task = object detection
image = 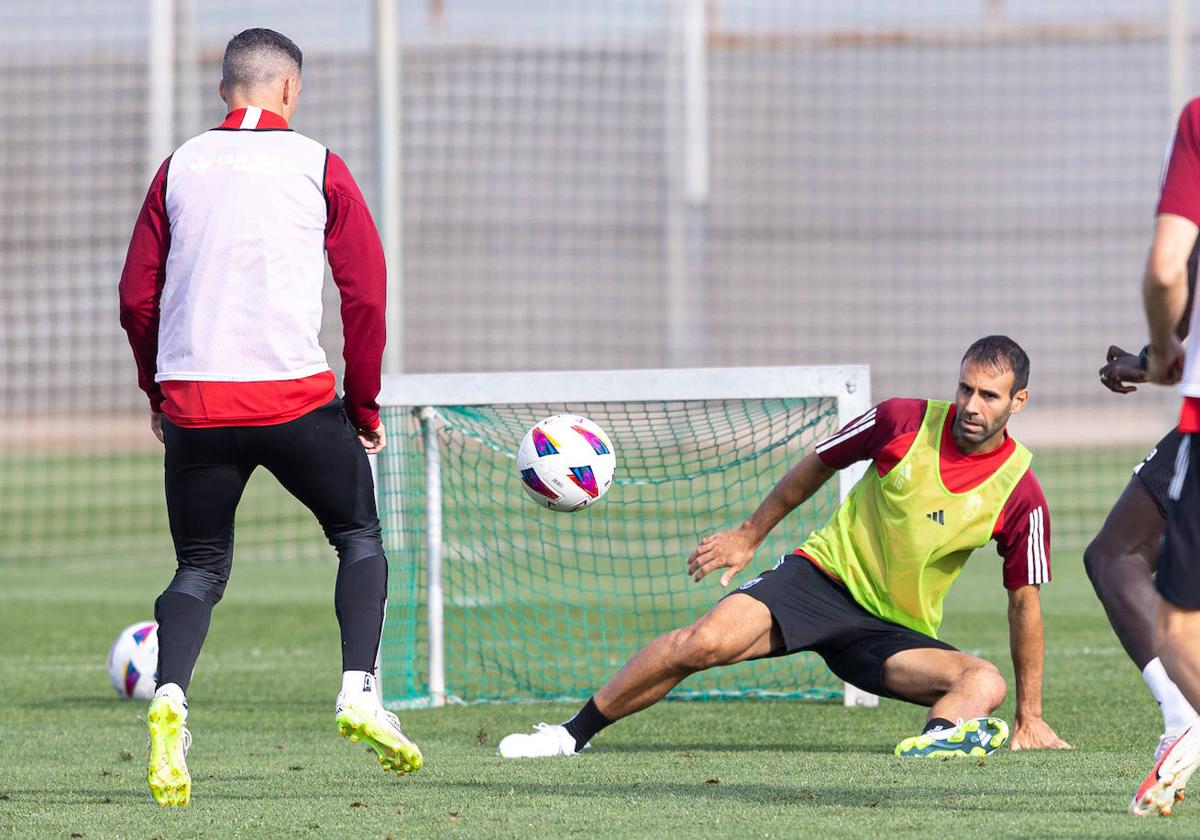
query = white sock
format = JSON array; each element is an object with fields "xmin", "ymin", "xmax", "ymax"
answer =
[
  {"xmin": 340, "ymin": 670, "xmax": 379, "ymax": 702},
  {"xmin": 154, "ymin": 683, "xmax": 187, "ymax": 713},
  {"xmin": 1143, "ymin": 657, "xmax": 1199, "ymax": 733}
]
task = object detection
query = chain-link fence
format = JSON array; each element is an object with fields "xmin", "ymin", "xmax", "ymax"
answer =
[{"xmin": 1, "ymin": 1, "xmax": 1190, "ymax": 566}]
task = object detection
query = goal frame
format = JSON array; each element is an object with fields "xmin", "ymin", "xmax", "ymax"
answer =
[{"xmin": 377, "ymin": 365, "xmax": 877, "ymax": 708}]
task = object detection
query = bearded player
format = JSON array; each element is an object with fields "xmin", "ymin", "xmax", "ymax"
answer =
[{"xmin": 499, "ymin": 336, "xmax": 1070, "ymax": 759}]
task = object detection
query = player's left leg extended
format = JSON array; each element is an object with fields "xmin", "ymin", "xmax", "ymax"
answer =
[
  {"xmin": 253, "ymin": 399, "xmax": 422, "ymax": 775},
  {"xmin": 882, "ymin": 648, "xmax": 1010, "ymax": 758},
  {"xmin": 498, "ymin": 592, "xmax": 781, "ymax": 757}
]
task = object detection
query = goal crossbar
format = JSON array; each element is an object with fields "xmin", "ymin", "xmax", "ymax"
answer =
[{"xmin": 379, "ymin": 365, "xmax": 869, "ymax": 407}]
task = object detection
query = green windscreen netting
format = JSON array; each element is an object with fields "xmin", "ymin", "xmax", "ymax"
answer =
[{"xmin": 378, "ymin": 396, "xmax": 844, "ymax": 706}]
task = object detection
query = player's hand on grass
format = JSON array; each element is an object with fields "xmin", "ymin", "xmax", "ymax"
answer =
[
  {"xmin": 1009, "ymin": 715, "xmax": 1071, "ymax": 751},
  {"xmin": 358, "ymin": 421, "xmax": 387, "ymax": 455},
  {"xmin": 1098, "ymin": 345, "xmax": 1148, "ymax": 393},
  {"xmin": 150, "ymin": 411, "xmax": 165, "ymax": 444},
  {"xmin": 1148, "ymin": 338, "xmax": 1187, "ymax": 386},
  {"xmin": 687, "ymin": 528, "xmax": 759, "ymax": 587}
]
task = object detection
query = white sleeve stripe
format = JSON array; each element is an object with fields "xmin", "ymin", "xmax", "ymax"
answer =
[
  {"xmin": 815, "ymin": 418, "xmax": 876, "ymax": 454},
  {"xmin": 818, "ymin": 407, "xmax": 877, "ymax": 447},
  {"xmin": 1042, "ymin": 508, "xmax": 1050, "ymax": 582},
  {"xmin": 816, "ymin": 417, "xmax": 876, "ymax": 454},
  {"xmin": 1026, "ymin": 513, "xmax": 1035, "ymax": 585},
  {"xmin": 1036, "ymin": 507, "xmax": 1045, "ymax": 584},
  {"xmin": 1025, "ymin": 506, "xmax": 1047, "ymax": 585},
  {"xmin": 1033, "ymin": 508, "xmax": 1040, "ymax": 585},
  {"xmin": 1169, "ymin": 435, "xmax": 1191, "ymax": 502},
  {"xmin": 815, "ymin": 409, "xmax": 878, "ymax": 454},
  {"xmin": 1032, "ymin": 506, "xmax": 1041, "ymax": 583},
  {"xmin": 1026, "ymin": 509, "xmax": 1037, "ymax": 585}
]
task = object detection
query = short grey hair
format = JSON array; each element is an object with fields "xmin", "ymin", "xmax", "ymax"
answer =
[{"xmin": 222, "ymin": 28, "xmax": 302, "ymax": 94}]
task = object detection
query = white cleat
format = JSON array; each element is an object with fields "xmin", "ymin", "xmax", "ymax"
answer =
[
  {"xmin": 1156, "ymin": 731, "xmax": 1183, "ymax": 763},
  {"xmin": 497, "ymin": 723, "xmax": 582, "ymax": 758},
  {"xmin": 1132, "ymin": 723, "xmax": 1200, "ymax": 816}
]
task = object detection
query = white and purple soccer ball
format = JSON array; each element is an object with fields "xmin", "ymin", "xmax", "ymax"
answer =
[
  {"xmin": 107, "ymin": 621, "xmax": 159, "ymax": 700},
  {"xmin": 517, "ymin": 415, "xmax": 616, "ymax": 512}
]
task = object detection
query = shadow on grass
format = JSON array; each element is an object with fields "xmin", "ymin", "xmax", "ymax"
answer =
[
  {"xmin": 35, "ymin": 695, "xmax": 327, "ymax": 712},
  {"xmin": 5, "ymin": 789, "xmax": 149, "ymax": 803},
  {"xmin": 429, "ymin": 777, "xmax": 1131, "ymax": 814},
  {"xmin": 600, "ymin": 740, "xmax": 887, "ymax": 754},
  {"xmin": 8, "ymin": 784, "xmax": 334, "ymax": 805},
  {"xmin": 37, "ymin": 696, "xmax": 141, "ymax": 710}
]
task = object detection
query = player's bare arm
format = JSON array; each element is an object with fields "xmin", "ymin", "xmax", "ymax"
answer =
[
  {"xmin": 687, "ymin": 451, "xmax": 836, "ymax": 586},
  {"xmin": 1102, "ymin": 243, "xmax": 1195, "ymax": 393},
  {"xmin": 1144, "ymin": 214, "xmax": 1198, "ymax": 384},
  {"xmin": 1007, "ymin": 584, "xmax": 1071, "ymax": 750}
]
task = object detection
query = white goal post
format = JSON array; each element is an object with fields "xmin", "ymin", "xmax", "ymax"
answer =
[{"xmin": 377, "ymin": 365, "xmax": 878, "ymax": 708}]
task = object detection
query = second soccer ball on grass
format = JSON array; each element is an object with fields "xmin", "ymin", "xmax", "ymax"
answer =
[
  {"xmin": 517, "ymin": 414, "xmax": 616, "ymax": 512},
  {"xmin": 107, "ymin": 620, "xmax": 159, "ymax": 700}
]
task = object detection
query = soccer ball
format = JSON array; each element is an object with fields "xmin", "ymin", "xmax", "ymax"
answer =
[
  {"xmin": 107, "ymin": 621, "xmax": 159, "ymax": 700},
  {"xmin": 517, "ymin": 414, "xmax": 616, "ymax": 512}
]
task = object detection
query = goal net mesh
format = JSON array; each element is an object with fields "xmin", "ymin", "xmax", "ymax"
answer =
[{"xmin": 378, "ymin": 394, "xmax": 844, "ymax": 705}]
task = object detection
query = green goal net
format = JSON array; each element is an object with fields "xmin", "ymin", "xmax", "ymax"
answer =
[{"xmin": 378, "ymin": 366, "xmax": 870, "ymax": 707}]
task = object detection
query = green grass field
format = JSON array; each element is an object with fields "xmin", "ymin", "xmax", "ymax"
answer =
[{"xmin": 3, "ymin": 443, "xmax": 1195, "ymax": 838}]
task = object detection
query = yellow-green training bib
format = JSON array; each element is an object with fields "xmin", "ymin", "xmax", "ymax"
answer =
[{"xmin": 798, "ymin": 400, "xmax": 1032, "ymax": 637}]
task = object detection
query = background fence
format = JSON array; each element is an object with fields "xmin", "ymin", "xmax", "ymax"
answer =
[{"xmin": 1, "ymin": 0, "xmax": 1190, "ymax": 568}]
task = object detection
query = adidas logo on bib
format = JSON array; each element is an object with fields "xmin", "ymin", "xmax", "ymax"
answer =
[{"xmin": 925, "ymin": 510, "xmax": 944, "ymax": 525}]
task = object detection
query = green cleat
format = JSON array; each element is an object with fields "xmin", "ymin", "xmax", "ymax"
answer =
[
  {"xmin": 894, "ymin": 716, "xmax": 1009, "ymax": 758},
  {"xmin": 335, "ymin": 696, "xmax": 424, "ymax": 775},
  {"xmin": 146, "ymin": 695, "xmax": 192, "ymax": 806}
]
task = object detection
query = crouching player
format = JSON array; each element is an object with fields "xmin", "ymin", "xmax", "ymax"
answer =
[{"xmin": 500, "ymin": 336, "xmax": 1070, "ymax": 759}]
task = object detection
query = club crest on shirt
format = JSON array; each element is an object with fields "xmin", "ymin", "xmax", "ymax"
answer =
[{"xmin": 962, "ymin": 492, "xmax": 983, "ymax": 521}]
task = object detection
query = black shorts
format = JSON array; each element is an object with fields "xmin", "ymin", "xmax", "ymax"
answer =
[
  {"xmin": 734, "ymin": 554, "xmax": 956, "ymax": 701},
  {"xmin": 1134, "ymin": 429, "xmax": 1185, "ymax": 518},
  {"xmin": 162, "ymin": 398, "xmax": 383, "ymax": 602},
  {"xmin": 1157, "ymin": 433, "xmax": 1200, "ymax": 608}
]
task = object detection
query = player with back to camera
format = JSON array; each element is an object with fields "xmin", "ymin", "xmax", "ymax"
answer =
[
  {"xmin": 118, "ymin": 28, "xmax": 421, "ymax": 807},
  {"xmin": 499, "ymin": 336, "xmax": 1071, "ymax": 760}
]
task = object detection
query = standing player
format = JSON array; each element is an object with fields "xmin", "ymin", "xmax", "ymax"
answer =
[
  {"xmin": 499, "ymin": 337, "xmax": 1070, "ymax": 760},
  {"xmin": 1132, "ymin": 95, "xmax": 1200, "ymax": 816},
  {"xmin": 1087, "ymin": 246, "xmax": 1197, "ymax": 769},
  {"xmin": 119, "ymin": 29, "xmax": 421, "ymax": 807}
]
